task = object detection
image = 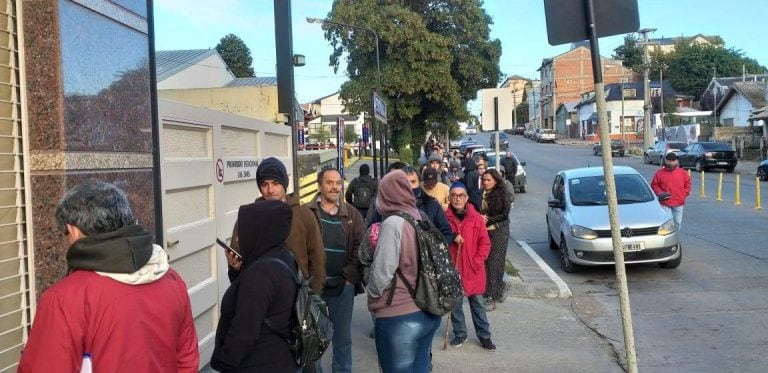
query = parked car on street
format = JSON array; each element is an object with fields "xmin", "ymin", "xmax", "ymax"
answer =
[
  {"xmin": 465, "ymin": 125, "xmax": 478, "ymax": 135},
  {"xmin": 534, "ymin": 128, "xmax": 556, "ymax": 143},
  {"xmin": 459, "ymin": 140, "xmax": 478, "ymax": 153},
  {"xmin": 484, "ymin": 151, "xmax": 527, "ymax": 193},
  {"xmin": 758, "ymin": 160, "xmax": 768, "ymax": 181},
  {"xmin": 545, "ymin": 166, "xmax": 681, "ymax": 272},
  {"xmin": 524, "ymin": 128, "xmax": 535, "ymax": 139},
  {"xmin": 449, "ymin": 138, "xmax": 462, "ymax": 150},
  {"xmin": 513, "ymin": 124, "xmax": 527, "ymax": 135},
  {"xmin": 644, "ymin": 141, "xmax": 686, "ymax": 165},
  {"xmin": 677, "ymin": 142, "xmax": 737, "ymax": 172},
  {"xmin": 489, "ymin": 132, "xmax": 510, "ymax": 149},
  {"xmin": 592, "ymin": 140, "xmax": 625, "ymax": 157}
]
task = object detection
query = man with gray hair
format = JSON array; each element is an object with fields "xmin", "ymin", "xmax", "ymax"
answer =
[{"xmin": 18, "ymin": 181, "xmax": 199, "ymax": 372}]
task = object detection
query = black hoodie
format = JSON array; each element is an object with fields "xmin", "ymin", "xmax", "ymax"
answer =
[{"xmin": 211, "ymin": 200, "xmax": 299, "ymax": 372}]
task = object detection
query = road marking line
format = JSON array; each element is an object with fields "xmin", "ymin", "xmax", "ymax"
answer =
[{"xmin": 517, "ymin": 240, "xmax": 572, "ymax": 298}]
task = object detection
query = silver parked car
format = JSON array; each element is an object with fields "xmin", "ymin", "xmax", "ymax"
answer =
[{"xmin": 545, "ymin": 166, "xmax": 681, "ymax": 272}]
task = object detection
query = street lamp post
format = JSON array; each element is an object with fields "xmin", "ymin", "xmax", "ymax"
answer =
[{"xmin": 307, "ymin": 17, "xmax": 383, "ymax": 177}]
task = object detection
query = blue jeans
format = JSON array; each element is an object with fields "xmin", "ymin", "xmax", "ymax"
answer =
[
  {"xmin": 375, "ymin": 310, "xmax": 441, "ymax": 373},
  {"xmin": 450, "ymin": 295, "xmax": 491, "ymax": 339},
  {"xmin": 318, "ymin": 283, "xmax": 354, "ymax": 373},
  {"xmin": 662, "ymin": 205, "xmax": 684, "ymax": 229}
]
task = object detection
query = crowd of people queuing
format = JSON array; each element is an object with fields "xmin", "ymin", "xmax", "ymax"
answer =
[{"xmin": 19, "ymin": 141, "xmax": 514, "ymax": 372}]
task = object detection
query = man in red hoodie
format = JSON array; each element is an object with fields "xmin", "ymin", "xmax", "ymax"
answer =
[{"xmin": 651, "ymin": 152, "xmax": 691, "ymax": 229}]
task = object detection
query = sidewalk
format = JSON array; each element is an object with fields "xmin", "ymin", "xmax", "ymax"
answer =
[{"xmin": 328, "ymin": 159, "xmax": 621, "ymax": 371}]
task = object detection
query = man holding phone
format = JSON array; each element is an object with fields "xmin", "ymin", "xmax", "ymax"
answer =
[
  {"xmin": 651, "ymin": 152, "xmax": 691, "ymax": 229},
  {"xmin": 227, "ymin": 157, "xmax": 326, "ymax": 293}
]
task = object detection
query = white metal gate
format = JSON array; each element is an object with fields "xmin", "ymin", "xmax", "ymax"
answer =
[{"xmin": 159, "ymin": 99, "xmax": 292, "ymax": 368}]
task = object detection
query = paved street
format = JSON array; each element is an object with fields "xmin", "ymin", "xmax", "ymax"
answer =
[{"xmin": 498, "ymin": 133, "xmax": 768, "ymax": 372}]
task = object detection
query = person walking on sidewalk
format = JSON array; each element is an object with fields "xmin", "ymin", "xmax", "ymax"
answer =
[
  {"xmin": 651, "ymin": 152, "xmax": 691, "ymax": 229},
  {"xmin": 345, "ymin": 163, "xmax": 377, "ymax": 219},
  {"xmin": 445, "ymin": 182, "xmax": 496, "ymax": 351},
  {"xmin": 480, "ymin": 169, "xmax": 510, "ymax": 311},
  {"xmin": 368, "ymin": 171, "xmax": 441, "ymax": 372},
  {"xmin": 308, "ymin": 167, "xmax": 365, "ymax": 373}
]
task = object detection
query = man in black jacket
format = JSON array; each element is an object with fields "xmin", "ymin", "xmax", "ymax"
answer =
[
  {"xmin": 500, "ymin": 151, "xmax": 518, "ymax": 185},
  {"xmin": 344, "ymin": 164, "xmax": 377, "ymax": 219}
]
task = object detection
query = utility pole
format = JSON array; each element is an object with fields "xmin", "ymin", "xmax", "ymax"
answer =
[
  {"xmin": 660, "ymin": 67, "xmax": 664, "ymax": 139},
  {"xmin": 639, "ymin": 27, "xmax": 656, "ymax": 149},
  {"xmin": 713, "ymin": 66, "xmax": 718, "ymax": 127},
  {"xmin": 274, "ymin": 0, "xmax": 300, "ymax": 191}
]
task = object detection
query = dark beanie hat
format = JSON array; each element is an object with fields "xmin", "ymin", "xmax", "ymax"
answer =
[
  {"xmin": 360, "ymin": 164, "xmax": 370, "ymax": 176},
  {"xmin": 256, "ymin": 157, "xmax": 289, "ymax": 189}
]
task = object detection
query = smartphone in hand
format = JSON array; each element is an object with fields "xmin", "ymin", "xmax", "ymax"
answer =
[{"xmin": 216, "ymin": 238, "xmax": 242, "ymax": 260}]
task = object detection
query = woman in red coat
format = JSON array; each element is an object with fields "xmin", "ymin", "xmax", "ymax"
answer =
[{"xmin": 444, "ymin": 181, "xmax": 496, "ymax": 351}]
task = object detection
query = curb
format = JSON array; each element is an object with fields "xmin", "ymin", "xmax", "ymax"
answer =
[{"xmin": 506, "ymin": 239, "xmax": 572, "ymax": 299}]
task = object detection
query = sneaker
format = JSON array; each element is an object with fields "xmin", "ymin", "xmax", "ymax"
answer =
[
  {"xmin": 479, "ymin": 337, "xmax": 496, "ymax": 351},
  {"xmin": 450, "ymin": 335, "xmax": 467, "ymax": 347},
  {"xmin": 484, "ymin": 297, "xmax": 496, "ymax": 311}
]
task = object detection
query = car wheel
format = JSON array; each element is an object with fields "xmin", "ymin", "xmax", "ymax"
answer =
[
  {"xmin": 725, "ymin": 167, "xmax": 735, "ymax": 173},
  {"xmin": 759, "ymin": 168, "xmax": 768, "ymax": 181},
  {"xmin": 559, "ymin": 236, "xmax": 579, "ymax": 273},
  {"xmin": 695, "ymin": 160, "xmax": 704, "ymax": 172},
  {"xmin": 643, "ymin": 154, "xmax": 651, "ymax": 164},
  {"xmin": 619, "ymin": 152, "xmax": 625, "ymax": 157},
  {"xmin": 658, "ymin": 245, "xmax": 682, "ymax": 269},
  {"xmin": 518, "ymin": 184, "xmax": 526, "ymax": 193},
  {"xmin": 593, "ymin": 148, "xmax": 598, "ymax": 156},
  {"xmin": 659, "ymin": 156, "xmax": 664, "ymax": 165}
]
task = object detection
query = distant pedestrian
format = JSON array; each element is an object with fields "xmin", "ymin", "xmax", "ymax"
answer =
[
  {"xmin": 345, "ymin": 163, "xmax": 378, "ymax": 219},
  {"xmin": 447, "ymin": 159, "xmax": 464, "ymax": 184},
  {"xmin": 500, "ymin": 151, "xmax": 518, "ymax": 185},
  {"xmin": 464, "ymin": 160, "xmax": 486, "ymax": 211},
  {"xmin": 445, "ymin": 182, "xmax": 496, "ymax": 351},
  {"xmin": 211, "ymin": 200, "xmax": 299, "ymax": 372},
  {"xmin": 368, "ymin": 172, "xmax": 441, "ymax": 372},
  {"xmin": 651, "ymin": 152, "xmax": 691, "ymax": 229},
  {"xmin": 480, "ymin": 169, "xmax": 510, "ymax": 311},
  {"xmin": 19, "ymin": 181, "xmax": 199, "ymax": 372}
]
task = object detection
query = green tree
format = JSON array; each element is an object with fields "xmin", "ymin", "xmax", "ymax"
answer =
[
  {"xmin": 324, "ymin": 0, "xmax": 501, "ymax": 158},
  {"xmin": 515, "ymin": 101, "xmax": 529, "ymax": 125},
  {"xmin": 215, "ymin": 33, "xmax": 255, "ymax": 78},
  {"xmin": 651, "ymin": 42, "xmax": 765, "ymax": 100},
  {"xmin": 612, "ymin": 33, "xmax": 643, "ymax": 72},
  {"xmin": 344, "ymin": 126, "xmax": 360, "ymax": 143}
]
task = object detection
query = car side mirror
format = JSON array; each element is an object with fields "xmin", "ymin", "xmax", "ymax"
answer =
[
  {"xmin": 547, "ymin": 197, "xmax": 563, "ymax": 209},
  {"xmin": 520, "ymin": 161, "xmax": 526, "ymax": 166}
]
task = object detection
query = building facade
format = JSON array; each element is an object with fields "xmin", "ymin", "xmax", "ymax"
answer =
[{"xmin": 537, "ymin": 47, "xmax": 632, "ymax": 130}]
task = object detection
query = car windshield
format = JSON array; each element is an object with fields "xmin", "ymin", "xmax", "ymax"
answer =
[
  {"xmin": 569, "ymin": 174, "xmax": 654, "ymax": 205},
  {"xmin": 701, "ymin": 142, "xmax": 733, "ymax": 150}
]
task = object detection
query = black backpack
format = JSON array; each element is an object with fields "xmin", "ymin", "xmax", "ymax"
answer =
[
  {"xmin": 262, "ymin": 258, "xmax": 333, "ymax": 368},
  {"xmin": 387, "ymin": 211, "xmax": 464, "ymax": 316},
  {"xmin": 352, "ymin": 177, "xmax": 375, "ymax": 208}
]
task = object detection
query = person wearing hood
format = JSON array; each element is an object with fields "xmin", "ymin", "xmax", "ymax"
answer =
[
  {"xmin": 227, "ymin": 157, "xmax": 325, "ymax": 293},
  {"xmin": 368, "ymin": 172, "xmax": 441, "ymax": 372},
  {"xmin": 18, "ymin": 181, "xmax": 199, "ymax": 372},
  {"xmin": 211, "ymin": 199, "xmax": 299, "ymax": 372},
  {"xmin": 447, "ymin": 159, "xmax": 464, "ymax": 184},
  {"xmin": 444, "ymin": 182, "xmax": 496, "ymax": 351}
]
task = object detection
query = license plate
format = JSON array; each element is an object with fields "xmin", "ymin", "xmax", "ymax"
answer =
[
  {"xmin": 622, "ymin": 242, "xmax": 643, "ymax": 252},
  {"xmin": 717, "ymin": 162, "xmax": 728, "ymax": 165}
]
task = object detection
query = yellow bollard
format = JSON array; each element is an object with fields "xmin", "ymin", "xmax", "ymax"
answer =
[
  {"xmin": 716, "ymin": 172, "xmax": 723, "ymax": 201},
  {"xmin": 734, "ymin": 174, "xmax": 741, "ymax": 205},
  {"xmin": 700, "ymin": 171, "xmax": 706, "ymax": 198},
  {"xmin": 757, "ymin": 177, "xmax": 762, "ymax": 210}
]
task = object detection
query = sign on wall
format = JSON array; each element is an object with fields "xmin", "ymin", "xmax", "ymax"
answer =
[{"xmin": 220, "ymin": 157, "xmax": 261, "ymax": 182}]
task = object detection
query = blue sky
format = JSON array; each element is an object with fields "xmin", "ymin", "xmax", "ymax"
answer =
[{"xmin": 154, "ymin": 0, "xmax": 767, "ymax": 114}]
